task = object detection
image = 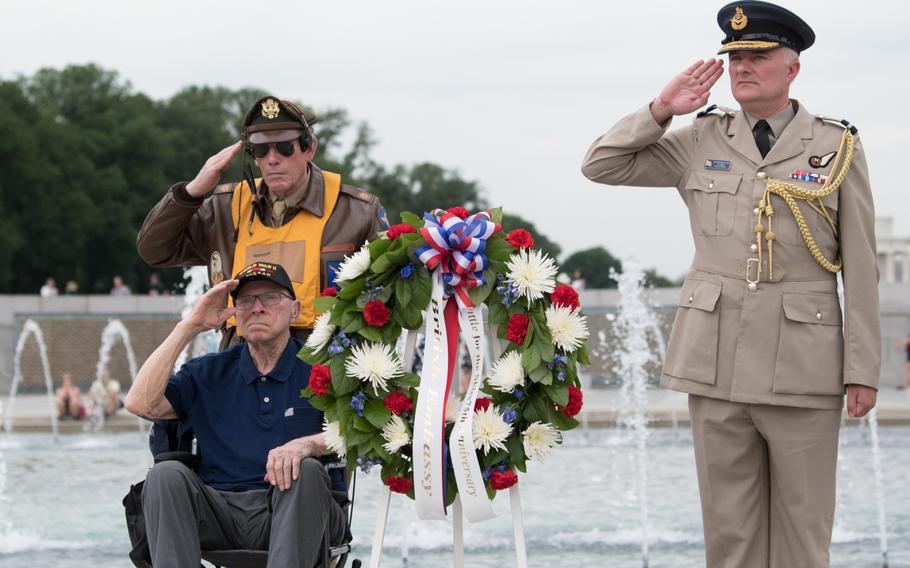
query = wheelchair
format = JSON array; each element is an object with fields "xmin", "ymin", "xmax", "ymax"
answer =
[{"xmin": 124, "ymin": 418, "xmax": 361, "ymax": 568}]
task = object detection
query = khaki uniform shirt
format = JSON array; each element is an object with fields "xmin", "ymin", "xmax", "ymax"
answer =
[
  {"xmin": 582, "ymin": 101, "xmax": 880, "ymax": 410},
  {"xmin": 137, "ymin": 164, "xmax": 386, "ymax": 345}
]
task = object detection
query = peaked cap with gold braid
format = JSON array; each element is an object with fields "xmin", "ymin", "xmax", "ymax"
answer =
[{"xmin": 717, "ymin": 1, "xmax": 815, "ymax": 54}]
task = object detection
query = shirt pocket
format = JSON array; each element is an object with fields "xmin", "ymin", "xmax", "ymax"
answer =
[
  {"xmin": 772, "ymin": 292, "xmax": 844, "ymax": 396},
  {"xmin": 284, "ymin": 405, "xmax": 323, "ymax": 440},
  {"xmin": 767, "ymin": 183, "xmax": 840, "ymax": 249},
  {"xmin": 663, "ymin": 278, "xmax": 723, "ymax": 385},
  {"xmin": 685, "ymin": 171, "xmax": 742, "ymax": 237}
]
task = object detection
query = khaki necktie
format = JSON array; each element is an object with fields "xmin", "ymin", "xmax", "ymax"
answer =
[{"xmin": 271, "ymin": 200, "xmax": 286, "ymax": 225}]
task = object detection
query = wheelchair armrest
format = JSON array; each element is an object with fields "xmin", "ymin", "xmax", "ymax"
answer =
[{"xmin": 153, "ymin": 450, "xmax": 198, "ymax": 469}]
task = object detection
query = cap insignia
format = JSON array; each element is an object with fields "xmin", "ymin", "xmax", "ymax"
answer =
[
  {"xmin": 261, "ymin": 98, "xmax": 280, "ymax": 120},
  {"xmin": 731, "ymin": 7, "xmax": 748, "ymax": 30}
]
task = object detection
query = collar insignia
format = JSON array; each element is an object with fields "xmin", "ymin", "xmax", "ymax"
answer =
[
  {"xmin": 731, "ymin": 7, "xmax": 748, "ymax": 31},
  {"xmin": 261, "ymin": 98, "xmax": 281, "ymax": 120},
  {"xmin": 809, "ymin": 151, "xmax": 837, "ymax": 168}
]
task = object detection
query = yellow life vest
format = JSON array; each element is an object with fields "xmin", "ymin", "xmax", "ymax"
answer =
[{"xmin": 227, "ymin": 171, "xmax": 341, "ymax": 330}]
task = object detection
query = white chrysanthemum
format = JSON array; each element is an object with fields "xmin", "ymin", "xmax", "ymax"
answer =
[
  {"xmin": 445, "ymin": 397, "xmax": 462, "ymax": 423},
  {"xmin": 487, "ymin": 351, "xmax": 525, "ymax": 393},
  {"xmin": 323, "ymin": 419, "xmax": 346, "ymax": 459},
  {"xmin": 305, "ymin": 310, "xmax": 335, "ymax": 353},
  {"xmin": 506, "ymin": 249, "xmax": 557, "ymax": 304},
  {"xmin": 545, "ymin": 305, "xmax": 590, "ymax": 353},
  {"xmin": 333, "ymin": 242, "xmax": 371, "ymax": 283},
  {"xmin": 381, "ymin": 414, "xmax": 411, "ymax": 454},
  {"xmin": 344, "ymin": 342, "xmax": 403, "ymax": 395},
  {"xmin": 472, "ymin": 405, "xmax": 512, "ymax": 454},
  {"xmin": 522, "ymin": 421, "xmax": 561, "ymax": 461}
]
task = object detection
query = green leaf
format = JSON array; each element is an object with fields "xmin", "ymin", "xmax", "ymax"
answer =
[
  {"xmin": 377, "ymin": 285, "xmax": 394, "ymax": 303},
  {"xmin": 395, "ymin": 278, "xmax": 412, "ymax": 307},
  {"xmin": 507, "ymin": 430, "xmax": 527, "ymax": 472},
  {"xmin": 482, "ymin": 449, "xmax": 509, "ymax": 468},
  {"xmin": 401, "ymin": 211, "xmax": 423, "ymax": 228},
  {"xmin": 488, "ymin": 301, "xmax": 507, "ymax": 327},
  {"xmin": 577, "ymin": 343, "xmax": 591, "ymax": 366},
  {"xmin": 341, "ymin": 308, "xmax": 365, "ymax": 334},
  {"xmin": 369, "ymin": 237, "xmax": 392, "ymax": 258},
  {"xmin": 371, "ymin": 434, "xmax": 394, "ymax": 462},
  {"xmin": 488, "ymin": 206, "xmax": 503, "ymax": 225},
  {"xmin": 467, "ymin": 267, "xmax": 495, "ymax": 306},
  {"xmin": 346, "ymin": 428, "xmax": 374, "ymax": 447},
  {"xmin": 399, "ymin": 372, "xmax": 421, "ymax": 388},
  {"xmin": 353, "ymin": 415, "xmax": 374, "ymax": 433},
  {"xmin": 364, "ymin": 399, "xmax": 392, "ymax": 429},
  {"xmin": 485, "ymin": 235, "xmax": 514, "ymax": 262},
  {"xmin": 305, "ymin": 393, "xmax": 331, "ymax": 411},
  {"xmin": 381, "ymin": 324, "xmax": 401, "ymax": 344},
  {"xmin": 530, "ymin": 393, "xmax": 550, "ymax": 424},
  {"xmin": 358, "ymin": 326, "xmax": 383, "ymax": 343},
  {"xmin": 313, "ymin": 296, "xmax": 338, "ymax": 314},
  {"xmin": 445, "ymin": 470, "xmax": 459, "ymax": 506},
  {"xmin": 529, "ymin": 365, "xmax": 550, "ymax": 384},
  {"xmin": 521, "ymin": 344, "xmax": 541, "ymax": 372},
  {"xmin": 548, "ymin": 404, "xmax": 580, "ymax": 431},
  {"xmin": 338, "ymin": 279, "xmax": 365, "ymax": 301},
  {"xmin": 372, "ymin": 253, "xmax": 392, "ymax": 274},
  {"xmin": 542, "ymin": 382, "xmax": 569, "ymax": 407}
]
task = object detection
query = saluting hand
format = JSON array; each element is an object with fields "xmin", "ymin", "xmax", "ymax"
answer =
[
  {"xmin": 182, "ymin": 279, "xmax": 238, "ymax": 334},
  {"xmin": 185, "ymin": 141, "xmax": 244, "ymax": 197},
  {"xmin": 650, "ymin": 59, "xmax": 725, "ymax": 124}
]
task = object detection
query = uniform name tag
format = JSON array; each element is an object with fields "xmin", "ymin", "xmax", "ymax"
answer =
[{"xmin": 704, "ymin": 159, "xmax": 732, "ymax": 170}]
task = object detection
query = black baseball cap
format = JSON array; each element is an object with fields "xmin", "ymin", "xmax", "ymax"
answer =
[{"xmin": 231, "ymin": 262, "xmax": 296, "ymax": 300}]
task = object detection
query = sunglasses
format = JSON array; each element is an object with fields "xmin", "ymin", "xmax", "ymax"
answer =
[
  {"xmin": 234, "ymin": 291, "xmax": 293, "ymax": 310},
  {"xmin": 246, "ymin": 140, "xmax": 297, "ymax": 159}
]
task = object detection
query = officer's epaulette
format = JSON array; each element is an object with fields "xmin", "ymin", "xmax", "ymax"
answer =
[
  {"xmin": 340, "ymin": 185, "xmax": 377, "ymax": 203},
  {"xmin": 696, "ymin": 104, "xmax": 737, "ymax": 119},
  {"xmin": 816, "ymin": 114, "xmax": 858, "ymax": 135}
]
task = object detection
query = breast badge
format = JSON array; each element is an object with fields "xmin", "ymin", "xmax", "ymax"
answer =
[{"xmin": 809, "ymin": 151, "xmax": 836, "ymax": 168}]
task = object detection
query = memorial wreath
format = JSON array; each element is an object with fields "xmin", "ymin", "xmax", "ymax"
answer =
[{"xmin": 299, "ymin": 206, "xmax": 590, "ymax": 521}]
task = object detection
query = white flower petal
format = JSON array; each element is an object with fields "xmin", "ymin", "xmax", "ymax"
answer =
[
  {"xmin": 506, "ymin": 249, "xmax": 557, "ymax": 304},
  {"xmin": 334, "ymin": 242, "xmax": 371, "ymax": 284},
  {"xmin": 522, "ymin": 421, "xmax": 561, "ymax": 461},
  {"xmin": 545, "ymin": 305, "xmax": 589, "ymax": 353},
  {"xmin": 487, "ymin": 351, "xmax": 525, "ymax": 393},
  {"xmin": 323, "ymin": 419, "xmax": 347, "ymax": 459},
  {"xmin": 305, "ymin": 310, "xmax": 335, "ymax": 353},
  {"xmin": 344, "ymin": 342, "xmax": 403, "ymax": 395},
  {"xmin": 381, "ymin": 414, "xmax": 411, "ymax": 454},
  {"xmin": 472, "ymin": 406, "xmax": 512, "ymax": 454}
]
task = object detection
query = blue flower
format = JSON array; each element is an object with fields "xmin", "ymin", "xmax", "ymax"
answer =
[
  {"xmin": 482, "ymin": 466, "xmax": 493, "ymax": 480},
  {"xmin": 400, "ymin": 263, "xmax": 415, "ymax": 279},
  {"xmin": 557, "ymin": 371, "xmax": 566, "ymax": 382},
  {"xmin": 351, "ymin": 392, "xmax": 367, "ymax": 417},
  {"xmin": 513, "ymin": 387, "xmax": 525, "ymax": 400},
  {"xmin": 503, "ymin": 408, "xmax": 519, "ymax": 424},
  {"xmin": 356, "ymin": 456, "xmax": 382, "ymax": 474}
]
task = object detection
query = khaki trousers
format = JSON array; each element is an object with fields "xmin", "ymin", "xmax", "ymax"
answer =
[{"xmin": 689, "ymin": 395, "xmax": 841, "ymax": 568}]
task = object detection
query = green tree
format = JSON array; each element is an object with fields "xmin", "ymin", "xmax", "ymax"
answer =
[
  {"xmin": 560, "ymin": 247, "xmax": 623, "ymax": 289},
  {"xmin": 500, "ymin": 213, "xmax": 562, "ymax": 260}
]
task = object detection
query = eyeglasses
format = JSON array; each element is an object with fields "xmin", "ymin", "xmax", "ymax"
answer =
[
  {"xmin": 248, "ymin": 140, "xmax": 297, "ymax": 159},
  {"xmin": 234, "ymin": 291, "xmax": 293, "ymax": 310}
]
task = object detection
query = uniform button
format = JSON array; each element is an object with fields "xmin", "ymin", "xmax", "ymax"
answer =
[
  {"xmin": 750, "ymin": 244, "xmax": 758, "ymax": 253},
  {"xmin": 688, "ymin": 295, "xmax": 694, "ymax": 303},
  {"xmin": 753, "ymin": 207, "xmax": 760, "ymax": 215},
  {"xmin": 816, "ymin": 312, "xmax": 822, "ymax": 321},
  {"xmin": 260, "ymin": 377, "xmax": 267, "ymax": 382},
  {"xmin": 747, "ymin": 282, "xmax": 758, "ymax": 292},
  {"xmin": 757, "ymin": 172, "xmax": 767, "ymax": 180},
  {"xmin": 708, "ymin": 182, "xmax": 714, "ymax": 189},
  {"xmin": 263, "ymin": 396, "xmax": 270, "ymax": 403}
]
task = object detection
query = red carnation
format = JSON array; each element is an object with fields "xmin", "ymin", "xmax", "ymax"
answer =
[
  {"xmin": 363, "ymin": 300, "xmax": 390, "ymax": 327},
  {"xmin": 447, "ymin": 206, "xmax": 470, "ymax": 219},
  {"xmin": 489, "ymin": 469, "xmax": 518, "ymax": 490},
  {"xmin": 506, "ymin": 314, "xmax": 530, "ymax": 345},
  {"xmin": 474, "ymin": 397, "xmax": 492, "ymax": 412},
  {"xmin": 384, "ymin": 391, "xmax": 414, "ymax": 415},
  {"xmin": 309, "ymin": 364, "xmax": 331, "ymax": 396},
  {"xmin": 558, "ymin": 385, "xmax": 584, "ymax": 418},
  {"xmin": 387, "ymin": 223, "xmax": 416, "ymax": 240},
  {"xmin": 385, "ymin": 475, "xmax": 413, "ymax": 494},
  {"xmin": 505, "ymin": 228, "xmax": 534, "ymax": 251},
  {"xmin": 551, "ymin": 284, "xmax": 580, "ymax": 311},
  {"xmin": 320, "ymin": 286, "xmax": 338, "ymax": 297}
]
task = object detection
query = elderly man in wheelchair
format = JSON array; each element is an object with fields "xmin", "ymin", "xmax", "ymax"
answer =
[{"xmin": 125, "ymin": 262, "xmax": 347, "ymax": 567}]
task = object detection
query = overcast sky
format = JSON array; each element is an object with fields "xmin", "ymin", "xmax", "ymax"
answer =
[{"xmin": 4, "ymin": 0, "xmax": 907, "ymax": 279}]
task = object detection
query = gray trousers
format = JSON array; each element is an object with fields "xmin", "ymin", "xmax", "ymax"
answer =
[{"xmin": 142, "ymin": 458, "xmax": 345, "ymax": 567}]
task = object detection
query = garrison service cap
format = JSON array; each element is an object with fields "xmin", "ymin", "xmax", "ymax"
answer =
[
  {"xmin": 231, "ymin": 262, "xmax": 296, "ymax": 300},
  {"xmin": 717, "ymin": 1, "xmax": 815, "ymax": 54},
  {"xmin": 242, "ymin": 96, "xmax": 318, "ymax": 138}
]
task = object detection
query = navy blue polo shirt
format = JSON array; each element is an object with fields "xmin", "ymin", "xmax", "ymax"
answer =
[{"xmin": 165, "ymin": 337, "xmax": 323, "ymax": 491}]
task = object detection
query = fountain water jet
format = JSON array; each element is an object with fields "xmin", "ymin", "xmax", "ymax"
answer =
[
  {"xmin": 175, "ymin": 266, "xmax": 219, "ymax": 370},
  {"xmin": 90, "ymin": 319, "xmax": 142, "ymax": 433},
  {"xmin": 4, "ymin": 320, "xmax": 58, "ymax": 437}
]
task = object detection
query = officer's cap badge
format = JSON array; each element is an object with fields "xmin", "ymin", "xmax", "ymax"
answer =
[
  {"xmin": 731, "ymin": 7, "xmax": 748, "ymax": 30},
  {"xmin": 261, "ymin": 98, "xmax": 281, "ymax": 120}
]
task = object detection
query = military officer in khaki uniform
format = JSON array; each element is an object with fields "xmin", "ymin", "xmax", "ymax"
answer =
[
  {"xmin": 138, "ymin": 96, "xmax": 388, "ymax": 349},
  {"xmin": 582, "ymin": 2, "xmax": 880, "ymax": 566}
]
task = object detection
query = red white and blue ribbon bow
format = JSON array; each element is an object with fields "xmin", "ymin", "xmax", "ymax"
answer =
[{"xmin": 416, "ymin": 209, "xmax": 500, "ymax": 307}]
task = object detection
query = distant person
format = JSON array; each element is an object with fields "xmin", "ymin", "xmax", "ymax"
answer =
[
  {"xmin": 110, "ymin": 275, "xmax": 131, "ymax": 296},
  {"xmin": 148, "ymin": 273, "xmax": 164, "ymax": 296},
  {"xmin": 64, "ymin": 280, "xmax": 79, "ymax": 295},
  {"xmin": 900, "ymin": 331, "xmax": 910, "ymax": 390},
  {"xmin": 40, "ymin": 277, "xmax": 58, "ymax": 297},
  {"xmin": 136, "ymin": 95, "xmax": 387, "ymax": 349},
  {"xmin": 55, "ymin": 373, "xmax": 85, "ymax": 420},
  {"xmin": 570, "ymin": 269, "xmax": 586, "ymax": 292},
  {"xmin": 90, "ymin": 370, "xmax": 122, "ymax": 417}
]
